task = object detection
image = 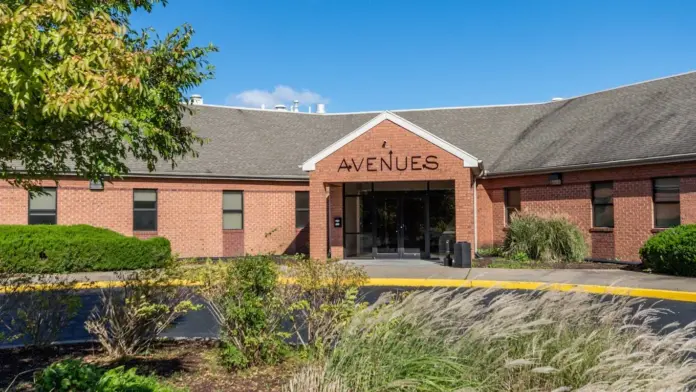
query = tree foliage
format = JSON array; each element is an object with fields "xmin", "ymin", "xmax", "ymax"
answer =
[{"xmin": 0, "ymin": 0, "xmax": 217, "ymax": 189}]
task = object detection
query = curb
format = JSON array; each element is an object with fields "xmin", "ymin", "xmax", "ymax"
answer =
[
  {"xmin": 365, "ymin": 278, "xmax": 696, "ymax": 303},
  {"xmin": 2, "ymin": 278, "xmax": 696, "ymax": 303}
]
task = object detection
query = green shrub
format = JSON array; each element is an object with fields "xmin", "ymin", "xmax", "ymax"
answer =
[
  {"xmin": 503, "ymin": 212, "xmax": 587, "ymax": 262},
  {"xmin": 281, "ymin": 257, "xmax": 368, "ymax": 354},
  {"xmin": 191, "ymin": 255, "xmax": 290, "ymax": 369},
  {"xmin": 640, "ymin": 224, "xmax": 696, "ymax": 276},
  {"xmin": 35, "ymin": 360, "xmax": 183, "ymax": 392},
  {"xmin": 86, "ymin": 265, "xmax": 200, "ymax": 359},
  {"xmin": 0, "ymin": 224, "xmax": 171, "ymax": 273},
  {"xmin": 35, "ymin": 359, "xmax": 103, "ymax": 392}
]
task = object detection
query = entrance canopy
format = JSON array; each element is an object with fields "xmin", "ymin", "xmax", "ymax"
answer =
[{"xmin": 301, "ymin": 111, "xmax": 481, "ymax": 172}]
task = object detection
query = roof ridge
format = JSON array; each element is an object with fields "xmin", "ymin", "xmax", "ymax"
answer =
[
  {"xmin": 561, "ymin": 70, "xmax": 696, "ymax": 102},
  {"xmin": 191, "ymin": 70, "xmax": 696, "ymax": 114}
]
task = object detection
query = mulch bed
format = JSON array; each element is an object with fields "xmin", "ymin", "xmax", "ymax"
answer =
[
  {"xmin": 1, "ymin": 341, "xmax": 299, "ymax": 391},
  {"xmin": 473, "ymin": 258, "xmax": 643, "ymax": 270}
]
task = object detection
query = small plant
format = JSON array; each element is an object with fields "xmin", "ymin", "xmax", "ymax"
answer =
[
  {"xmin": 34, "ymin": 360, "xmax": 183, "ymax": 392},
  {"xmin": 640, "ymin": 224, "xmax": 696, "ymax": 276},
  {"xmin": 12, "ymin": 276, "xmax": 82, "ymax": 347},
  {"xmin": 85, "ymin": 262, "xmax": 200, "ymax": 358},
  {"xmin": 34, "ymin": 359, "xmax": 103, "ymax": 392},
  {"xmin": 509, "ymin": 251, "xmax": 530, "ymax": 262},
  {"xmin": 280, "ymin": 257, "xmax": 368, "ymax": 355},
  {"xmin": 476, "ymin": 245, "xmax": 503, "ymax": 258},
  {"xmin": 504, "ymin": 211, "xmax": 587, "ymax": 262},
  {"xmin": 97, "ymin": 366, "xmax": 184, "ymax": 392},
  {"xmin": 191, "ymin": 255, "xmax": 289, "ymax": 369}
]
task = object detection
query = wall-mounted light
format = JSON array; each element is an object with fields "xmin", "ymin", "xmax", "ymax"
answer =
[
  {"xmin": 549, "ymin": 173, "xmax": 563, "ymax": 186},
  {"xmin": 89, "ymin": 180, "xmax": 104, "ymax": 191}
]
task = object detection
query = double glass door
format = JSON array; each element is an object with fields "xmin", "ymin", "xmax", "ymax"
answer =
[{"xmin": 375, "ymin": 194, "xmax": 426, "ymax": 258}]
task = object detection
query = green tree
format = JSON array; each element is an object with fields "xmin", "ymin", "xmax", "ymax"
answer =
[{"xmin": 0, "ymin": 0, "xmax": 217, "ymax": 189}]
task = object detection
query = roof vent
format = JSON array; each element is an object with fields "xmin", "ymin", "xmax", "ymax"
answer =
[
  {"xmin": 190, "ymin": 94, "xmax": 203, "ymax": 105},
  {"xmin": 274, "ymin": 104, "xmax": 288, "ymax": 112},
  {"xmin": 551, "ymin": 97, "xmax": 564, "ymax": 102},
  {"xmin": 316, "ymin": 103, "xmax": 326, "ymax": 114},
  {"xmin": 291, "ymin": 100, "xmax": 300, "ymax": 112}
]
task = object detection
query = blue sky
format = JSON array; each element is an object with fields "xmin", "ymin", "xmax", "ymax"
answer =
[{"xmin": 131, "ymin": 0, "xmax": 696, "ymax": 113}]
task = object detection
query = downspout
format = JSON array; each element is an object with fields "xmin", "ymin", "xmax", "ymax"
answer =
[
  {"xmin": 326, "ymin": 185, "xmax": 331, "ymax": 259},
  {"xmin": 473, "ymin": 160, "xmax": 485, "ymax": 255}
]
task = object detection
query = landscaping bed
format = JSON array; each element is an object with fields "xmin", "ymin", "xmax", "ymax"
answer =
[
  {"xmin": 472, "ymin": 258, "xmax": 641, "ymax": 270},
  {"xmin": 0, "ymin": 341, "xmax": 298, "ymax": 392}
]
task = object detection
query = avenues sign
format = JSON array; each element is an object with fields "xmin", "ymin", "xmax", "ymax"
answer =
[{"xmin": 338, "ymin": 151, "xmax": 439, "ymax": 172}]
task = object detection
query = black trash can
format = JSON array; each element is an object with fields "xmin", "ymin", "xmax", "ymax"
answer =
[{"xmin": 453, "ymin": 242, "xmax": 472, "ymax": 268}]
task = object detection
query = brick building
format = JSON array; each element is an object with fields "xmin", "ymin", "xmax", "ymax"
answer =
[{"xmin": 3, "ymin": 72, "xmax": 696, "ymax": 262}]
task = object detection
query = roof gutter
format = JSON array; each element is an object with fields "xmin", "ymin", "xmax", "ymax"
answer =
[
  {"xmin": 35, "ymin": 171, "xmax": 310, "ymax": 182},
  {"xmin": 481, "ymin": 153, "xmax": 696, "ymax": 179}
]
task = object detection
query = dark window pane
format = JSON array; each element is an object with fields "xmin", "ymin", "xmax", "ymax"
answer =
[
  {"xmin": 344, "ymin": 182, "xmax": 371, "ymax": 196},
  {"xmin": 593, "ymin": 205, "xmax": 614, "ymax": 228},
  {"xmin": 429, "ymin": 191, "xmax": 455, "ymax": 233},
  {"xmin": 295, "ymin": 210, "xmax": 309, "ymax": 229},
  {"xmin": 344, "ymin": 196, "xmax": 373, "ymax": 233},
  {"xmin": 654, "ymin": 177, "xmax": 680, "ymax": 190},
  {"xmin": 344, "ymin": 233, "xmax": 373, "ymax": 258},
  {"xmin": 506, "ymin": 189, "xmax": 521, "ymax": 208},
  {"xmin": 593, "ymin": 182, "xmax": 613, "ymax": 204},
  {"xmin": 29, "ymin": 213, "xmax": 56, "ymax": 225},
  {"xmin": 654, "ymin": 178, "xmax": 680, "ymax": 202},
  {"xmin": 295, "ymin": 191, "xmax": 309, "ymax": 209},
  {"xmin": 654, "ymin": 191, "xmax": 679, "ymax": 203},
  {"xmin": 134, "ymin": 210, "xmax": 157, "ymax": 231},
  {"xmin": 134, "ymin": 201, "xmax": 156, "ymax": 209},
  {"xmin": 655, "ymin": 203, "xmax": 680, "ymax": 228}
]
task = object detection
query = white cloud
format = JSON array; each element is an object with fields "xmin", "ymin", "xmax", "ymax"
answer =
[{"xmin": 226, "ymin": 85, "xmax": 329, "ymax": 108}]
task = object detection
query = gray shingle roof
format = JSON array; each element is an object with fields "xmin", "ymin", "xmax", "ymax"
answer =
[{"xmin": 128, "ymin": 71, "xmax": 696, "ymax": 179}]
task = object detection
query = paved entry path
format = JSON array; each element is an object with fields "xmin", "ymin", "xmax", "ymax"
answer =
[
  {"xmin": 14, "ymin": 260, "xmax": 696, "ymax": 295},
  {"xmin": 346, "ymin": 259, "xmax": 696, "ymax": 293}
]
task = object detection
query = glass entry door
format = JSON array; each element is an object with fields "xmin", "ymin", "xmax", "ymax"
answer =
[
  {"xmin": 375, "ymin": 196, "xmax": 400, "ymax": 257},
  {"xmin": 374, "ymin": 194, "xmax": 425, "ymax": 258}
]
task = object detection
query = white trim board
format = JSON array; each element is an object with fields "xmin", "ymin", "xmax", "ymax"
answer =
[{"xmin": 301, "ymin": 111, "xmax": 480, "ymax": 171}]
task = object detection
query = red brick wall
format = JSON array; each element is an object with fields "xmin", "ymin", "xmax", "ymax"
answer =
[
  {"xmin": 476, "ymin": 183, "xmax": 494, "ymax": 248},
  {"xmin": 0, "ymin": 178, "xmax": 309, "ymax": 258},
  {"xmin": 308, "ymin": 119, "xmax": 475, "ymax": 260},
  {"xmin": 477, "ymin": 161, "xmax": 696, "ymax": 261}
]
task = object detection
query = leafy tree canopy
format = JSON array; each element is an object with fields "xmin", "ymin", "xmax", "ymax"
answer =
[{"xmin": 0, "ymin": 0, "xmax": 217, "ymax": 189}]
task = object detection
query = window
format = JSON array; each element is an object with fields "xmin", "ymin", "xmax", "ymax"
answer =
[
  {"xmin": 29, "ymin": 187, "xmax": 57, "ymax": 225},
  {"xmin": 223, "ymin": 191, "xmax": 243, "ymax": 230},
  {"xmin": 504, "ymin": 188, "xmax": 521, "ymax": 225},
  {"xmin": 133, "ymin": 189, "xmax": 157, "ymax": 231},
  {"xmin": 295, "ymin": 191, "xmax": 309, "ymax": 229},
  {"xmin": 653, "ymin": 178, "xmax": 680, "ymax": 228},
  {"xmin": 592, "ymin": 182, "xmax": 614, "ymax": 228}
]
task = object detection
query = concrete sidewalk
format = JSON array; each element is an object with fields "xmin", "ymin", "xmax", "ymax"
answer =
[
  {"xmin": 19, "ymin": 260, "xmax": 695, "ymax": 294},
  {"xmin": 347, "ymin": 259, "xmax": 696, "ymax": 293}
]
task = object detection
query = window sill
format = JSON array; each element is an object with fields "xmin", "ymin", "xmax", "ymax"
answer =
[
  {"xmin": 589, "ymin": 227, "xmax": 614, "ymax": 233},
  {"xmin": 223, "ymin": 229, "xmax": 244, "ymax": 232},
  {"xmin": 651, "ymin": 228, "xmax": 669, "ymax": 233}
]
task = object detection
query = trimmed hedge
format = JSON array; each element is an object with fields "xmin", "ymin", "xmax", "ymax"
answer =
[
  {"xmin": 0, "ymin": 225, "xmax": 171, "ymax": 273},
  {"xmin": 640, "ymin": 224, "xmax": 696, "ymax": 277}
]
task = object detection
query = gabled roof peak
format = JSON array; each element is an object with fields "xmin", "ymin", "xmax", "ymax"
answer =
[{"xmin": 301, "ymin": 111, "xmax": 480, "ymax": 171}]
